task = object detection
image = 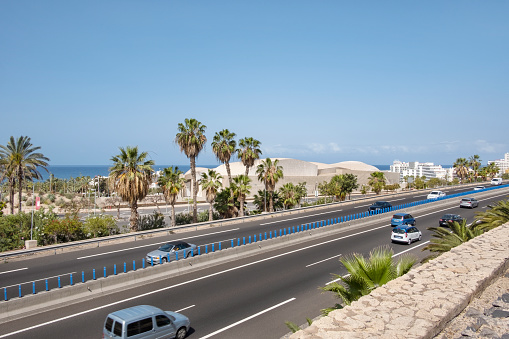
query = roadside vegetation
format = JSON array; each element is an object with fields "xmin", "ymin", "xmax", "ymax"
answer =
[{"xmin": 0, "ymin": 129, "xmax": 507, "ymax": 252}]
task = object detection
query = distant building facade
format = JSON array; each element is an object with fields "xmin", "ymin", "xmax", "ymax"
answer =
[
  {"xmin": 488, "ymin": 153, "xmax": 509, "ymax": 176},
  {"xmin": 390, "ymin": 160, "xmax": 455, "ymax": 182}
]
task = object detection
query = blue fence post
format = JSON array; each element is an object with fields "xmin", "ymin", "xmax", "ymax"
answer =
[
  {"xmin": 212, "ymin": 244, "xmax": 215, "ymax": 252},
  {"xmin": 205, "ymin": 245, "xmax": 208, "ymax": 254},
  {"xmin": 269, "ymin": 231, "xmax": 272, "ymax": 239},
  {"xmin": 238, "ymin": 238, "xmax": 241, "ymax": 246},
  {"xmin": 191, "ymin": 249, "xmax": 194, "ymax": 257},
  {"xmin": 280, "ymin": 229, "xmax": 282, "ymax": 236},
  {"xmin": 142, "ymin": 259, "xmax": 145, "ymax": 268},
  {"xmin": 198, "ymin": 246, "xmax": 201, "ymax": 255},
  {"xmin": 124, "ymin": 263, "xmax": 126, "ymax": 273},
  {"xmin": 264, "ymin": 232, "xmax": 267, "ymax": 240},
  {"xmin": 70, "ymin": 273, "xmax": 73, "ymax": 286},
  {"xmin": 231, "ymin": 239, "xmax": 234, "ymax": 248},
  {"xmin": 58, "ymin": 277, "xmax": 61, "ymax": 288},
  {"xmin": 93, "ymin": 269, "xmax": 96, "ymax": 280},
  {"xmin": 175, "ymin": 252, "xmax": 179, "ymax": 261},
  {"xmin": 46, "ymin": 279, "xmax": 49, "ymax": 291},
  {"xmin": 283, "ymin": 228, "xmax": 286, "ymax": 235},
  {"xmin": 19, "ymin": 285, "xmax": 22, "ymax": 298},
  {"xmin": 151, "ymin": 257, "xmax": 154, "ymax": 266},
  {"xmin": 159, "ymin": 256, "xmax": 162, "ymax": 265},
  {"xmin": 114, "ymin": 264, "xmax": 117, "ymax": 275},
  {"xmin": 243, "ymin": 237, "xmax": 246, "ymax": 245},
  {"xmin": 103, "ymin": 267, "xmax": 106, "ymax": 278},
  {"xmin": 82, "ymin": 271, "xmax": 84, "ymax": 283},
  {"xmin": 254, "ymin": 234, "xmax": 257, "ymax": 242},
  {"xmin": 249, "ymin": 236, "xmax": 252, "ymax": 243},
  {"xmin": 133, "ymin": 260, "xmax": 136, "ymax": 271},
  {"xmin": 33, "ymin": 282, "xmax": 36, "ymax": 294},
  {"xmin": 4, "ymin": 288, "xmax": 7, "ymax": 301}
]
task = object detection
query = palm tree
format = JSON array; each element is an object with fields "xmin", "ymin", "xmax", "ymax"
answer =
[
  {"xmin": 211, "ymin": 129, "xmax": 236, "ymax": 187},
  {"xmin": 485, "ymin": 162, "xmax": 500, "ymax": 180},
  {"xmin": 175, "ymin": 118, "xmax": 207, "ymax": 224},
  {"xmin": 108, "ymin": 146, "xmax": 154, "ymax": 232},
  {"xmin": 279, "ymin": 183, "xmax": 300, "ymax": 209},
  {"xmin": 231, "ymin": 174, "xmax": 251, "ymax": 217},
  {"xmin": 237, "ymin": 137, "xmax": 262, "ymax": 176},
  {"xmin": 321, "ymin": 246, "xmax": 415, "ymax": 313},
  {"xmin": 256, "ymin": 158, "xmax": 284, "ymax": 212},
  {"xmin": 469, "ymin": 155, "xmax": 481, "ymax": 182},
  {"xmin": 474, "ymin": 199, "xmax": 509, "ymax": 232},
  {"xmin": 367, "ymin": 171, "xmax": 385, "ymax": 195},
  {"xmin": 0, "ymin": 164, "xmax": 16, "ymax": 214},
  {"xmin": 0, "ymin": 136, "xmax": 49, "ymax": 213},
  {"xmin": 158, "ymin": 166, "xmax": 186, "ymax": 227},
  {"xmin": 422, "ymin": 219, "xmax": 483, "ymax": 255},
  {"xmin": 200, "ymin": 169, "xmax": 223, "ymax": 221},
  {"xmin": 453, "ymin": 158, "xmax": 469, "ymax": 183}
]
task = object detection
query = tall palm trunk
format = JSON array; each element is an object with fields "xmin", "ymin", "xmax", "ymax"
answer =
[
  {"xmin": 9, "ymin": 176, "xmax": 15, "ymax": 214},
  {"xmin": 171, "ymin": 204, "xmax": 176, "ymax": 227},
  {"xmin": 239, "ymin": 196, "xmax": 245, "ymax": 217},
  {"xmin": 269, "ymin": 186, "xmax": 274, "ymax": 212},
  {"xmin": 209, "ymin": 201, "xmax": 213, "ymax": 221},
  {"xmin": 130, "ymin": 201, "xmax": 139, "ymax": 232},
  {"xmin": 190, "ymin": 156, "xmax": 198, "ymax": 223},
  {"xmin": 17, "ymin": 167, "xmax": 23, "ymax": 213}
]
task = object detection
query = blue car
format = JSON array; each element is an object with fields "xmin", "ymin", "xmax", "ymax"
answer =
[{"xmin": 391, "ymin": 212, "xmax": 416, "ymax": 227}]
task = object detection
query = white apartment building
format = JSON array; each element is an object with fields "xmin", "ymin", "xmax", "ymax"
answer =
[
  {"xmin": 488, "ymin": 153, "xmax": 509, "ymax": 176},
  {"xmin": 390, "ymin": 160, "xmax": 455, "ymax": 182}
]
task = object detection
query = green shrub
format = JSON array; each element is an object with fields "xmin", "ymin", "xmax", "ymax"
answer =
[
  {"xmin": 138, "ymin": 212, "xmax": 166, "ymax": 231},
  {"xmin": 84, "ymin": 215, "xmax": 119, "ymax": 237},
  {"xmin": 175, "ymin": 212, "xmax": 193, "ymax": 225},
  {"xmin": 47, "ymin": 194, "xmax": 56, "ymax": 203}
]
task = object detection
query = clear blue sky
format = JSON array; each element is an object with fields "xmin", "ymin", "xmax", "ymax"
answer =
[{"xmin": 1, "ymin": 1, "xmax": 508, "ymax": 167}]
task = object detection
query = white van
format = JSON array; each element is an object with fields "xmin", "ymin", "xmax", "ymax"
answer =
[
  {"xmin": 490, "ymin": 178, "xmax": 503, "ymax": 186},
  {"xmin": 103, "ymin": 305, "xmax": 190, "ymax": 339}
]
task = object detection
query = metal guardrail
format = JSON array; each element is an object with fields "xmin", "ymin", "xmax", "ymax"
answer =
[{"xmin": 1, "ymin": 181, "xmax": 504, "ymax": 260}]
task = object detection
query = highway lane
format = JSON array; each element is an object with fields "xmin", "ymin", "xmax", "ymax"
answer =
[
  {"xmin": 1, "ymin": 189, "xmax": 508, "ymax": 338},
  {"xmin": 0, "ymin": 185, "xmax": 505, "ymax": 299}
]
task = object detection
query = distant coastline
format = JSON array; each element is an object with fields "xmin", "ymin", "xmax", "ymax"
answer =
[{"xmin": 39, "ymin": 164, "xmax": 451, "ymax": 181}]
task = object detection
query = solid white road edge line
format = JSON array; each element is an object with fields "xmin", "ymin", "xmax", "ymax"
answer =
[
  {"xmin": 76, "ymin": 228, "xmax": 240, "ymax": 259},
  {"xmin": 199, "ymin": 298, "xmax": 296, "ymax": 339}
]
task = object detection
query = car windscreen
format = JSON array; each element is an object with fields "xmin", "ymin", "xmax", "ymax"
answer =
[
  {"xmin": 392, "ymin": 215, "xmax": 403, "ymax": 220},
  {"xmin": 374, "ymin": 202, "xmax": 385, "ymax": 206},
  {"xmin": 158, "ymin": 244, "xmax": 174, "ymax": 252},
  {"xmin": 461, "ymin": 199, "xmax": 470, "ymax": 202},
  {"xmin": 392, "ymin": 228, "xmax": 406, "ymax": 234}
]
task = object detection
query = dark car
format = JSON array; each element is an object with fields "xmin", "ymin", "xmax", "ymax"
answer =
[
  {"xmin": 439, "ymin": 214, "xmax": 464, "ymax": 227},
  {"xmin": 368, "ymin": 201, "xmax": 392, "ymax": 212}
]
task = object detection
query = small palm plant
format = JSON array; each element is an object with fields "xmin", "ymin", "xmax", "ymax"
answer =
[
  {"xmin": 422, "ymin": 219, "xmax": 484, "ymax": 257},
  {"xmin": 321, "ymin": 246, "xmax": 415, "ymax": 314},
  {"xmin": 474, "ymin": 199, "xmax": 509, "ymax": 232}
]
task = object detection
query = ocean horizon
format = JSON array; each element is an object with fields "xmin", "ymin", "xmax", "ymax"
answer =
[
  {"xmin": 38, "ymin": 164, "xmax": 453, "ymax": 181},
  {"xmin": 38, "ymin": 164, "xmax": 404, "ymax": 181}
]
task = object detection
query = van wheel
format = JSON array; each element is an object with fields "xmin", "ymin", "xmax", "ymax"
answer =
[{"xmin": 176, "ymin": 327, "xmax": 187, "ymax": 339}]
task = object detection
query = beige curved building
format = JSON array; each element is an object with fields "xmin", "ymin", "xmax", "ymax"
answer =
[{"xmin": 180, "ymin": 158, "xmax": 399, "ymax": 199}]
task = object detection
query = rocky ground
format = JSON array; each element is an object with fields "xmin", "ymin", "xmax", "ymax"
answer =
[{"xmin": 435, "ymin": 267, "xmax": 509, "ymax": 339}]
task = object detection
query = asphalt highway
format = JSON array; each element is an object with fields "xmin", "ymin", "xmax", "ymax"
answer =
[{"xmin": 1, "ymin": 185, "xmax": 508, "ymax": 338}]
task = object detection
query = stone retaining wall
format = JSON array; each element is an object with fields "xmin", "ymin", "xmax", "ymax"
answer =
[{"xmin": 289, "ymin": 223, "xmax": 509, "ymax": 339}]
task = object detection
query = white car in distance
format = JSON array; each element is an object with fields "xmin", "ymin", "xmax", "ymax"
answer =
[{"xmin": 427, "ymin": 190, "xmax": 446, "ymax": 199}]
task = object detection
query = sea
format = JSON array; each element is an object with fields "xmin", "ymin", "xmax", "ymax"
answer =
[{"xmin": 39, "ymin": 164, "xmax": 393, "ymax": 181}]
